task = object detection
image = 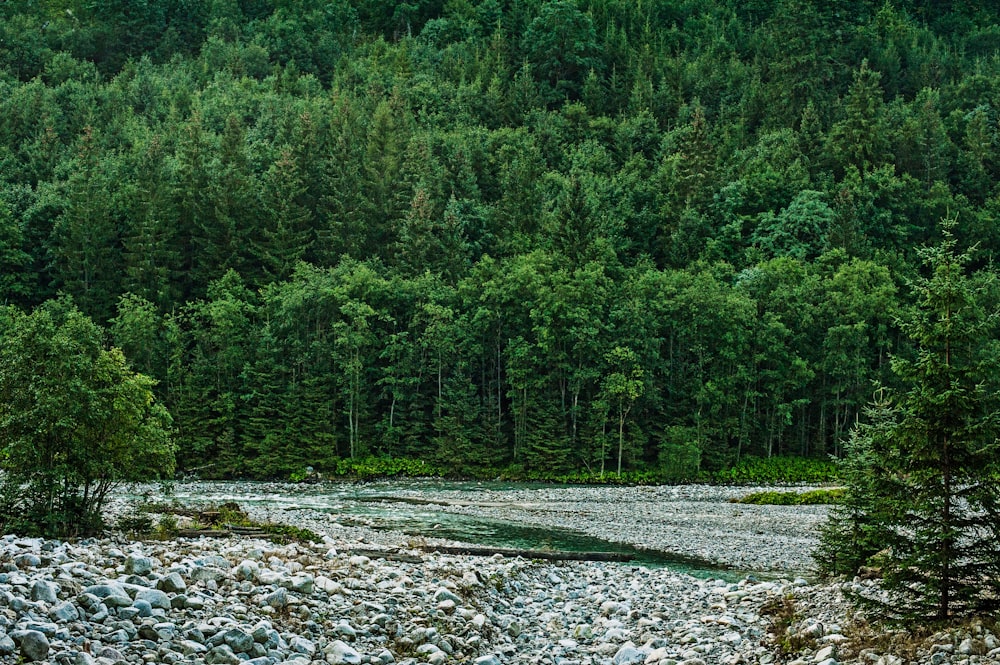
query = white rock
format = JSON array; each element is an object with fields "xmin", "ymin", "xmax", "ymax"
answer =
[{"xmin": 326, "ymin": 639, "xmax": 361, "ymax": 665}]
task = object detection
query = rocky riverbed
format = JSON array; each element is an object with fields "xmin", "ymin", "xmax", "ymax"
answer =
[{"xmin": 0, "ymin": 482, "xmax": 993, "ymax": 665}]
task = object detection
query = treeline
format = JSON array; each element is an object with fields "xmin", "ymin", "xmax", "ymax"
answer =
[{"xmin": 3, "ymin": 0, "xmax": 1000, "ymax": 478}]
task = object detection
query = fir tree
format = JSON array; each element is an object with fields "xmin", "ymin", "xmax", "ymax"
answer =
[{"xmin": 816, "ymin": 220, "xmax": 1000, "ymax": 621}]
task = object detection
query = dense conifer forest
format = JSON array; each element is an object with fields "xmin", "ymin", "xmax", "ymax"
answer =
[{"xmin": 3, "ymin": 0, "xmax": 1000, "ymax": 480}]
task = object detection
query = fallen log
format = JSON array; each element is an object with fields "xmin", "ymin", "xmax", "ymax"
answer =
[
  {"xmin": 419, "ymin": 545, "xmax": 634, "ymax": 562},
  {"xmin": 177, "ymin": 529, "xmax": 232, "ymax": 538},
  {"xmin": 347, "ymin": 548, "xmax": 425, "ymax": 563}
]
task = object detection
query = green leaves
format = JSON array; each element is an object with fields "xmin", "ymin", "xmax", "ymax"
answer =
[{"xmin": 0, "ymin": 297, "xmax": 174, "ymax": 537}]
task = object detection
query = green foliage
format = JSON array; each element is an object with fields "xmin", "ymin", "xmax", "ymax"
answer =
[
  {"xmin": 816, "ymin": 223, "xmax": 1000, "ymax": 621},
  {"xmin": 330, "ymin": 457, "xmax": 444, "ymax": 481},
  {"xmin": 735, "ymin": 488, "xmax": 845, "ymax": 505},
  {"xmin": 4, "ymin": 0, "xmax": 1000, "ymax": 486},
  {"xmin": 258, "ymin": 522, "xmax": 322, "ymax": 544},
  {"xmin": 711, "ymin": 456, "xmax": 841, "ymax": 485},
  {"xmin": 0, "ymin": 297, "xmax": 174, "ymax": 537}
]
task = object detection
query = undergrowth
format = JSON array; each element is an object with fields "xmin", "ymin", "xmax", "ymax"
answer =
[{"xmin": 733, "ymin": 488, "xmax": 846, "ymax": 505}]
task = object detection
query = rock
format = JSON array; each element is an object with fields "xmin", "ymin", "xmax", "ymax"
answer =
[
  {"xmin": 0, "ymin": 635, "xmax": 13, "ymax": 656},
  {"xmin": 179, "ymin": 639, "xmax": 209, "ymax": 655},
  {"xmin": 124, "ymin": 554, "xmax": 154, "ymax": 576},
  {"xmin": 157, "ymin": 572, "xmax": 187, "ymax": 593},
  {"xmin": 31, "ymin": 579, "xmax": 59, "ymax": 603},
  {"xmin": 288, "ymin": 635, "xmax": 316, "ymax": 656},
  {"xmin": 206, "ymin": 644, "xmax": 242, "ymax": 665},
  {"xmin": 48, "ymin": 600, "xmax": 79, "ymax": 622},
  {"xmin": 433, "ymin": 587, "xmax": 461, "ymax": 604},
  {"xmin": 84, "ymin": 583, "xmax": 132, "ymax": 607},
  {"xmin": 814, "ymin": 645, "xmax": 837, "ymax": 661},
  {"xmin": 289, "ymin": 575, "xmax": 314, "ymax": 593},
  {"xmin": 264, "ymin": 587, "xmax": 288, "ymax": 609},
  {"xmin": 234, "ymin": 560, "xmax": 259, "ymax": 581},
  {"xmin": 326, "ymin": 639, "xmax": 362, "ymax": 664},
  {"xmin": 614, "ymin": 643, "xmax": 646, "ymax": 665},
  {"xmin": 133, "ymin": 598, "xmax": 153, "ymax": 617},
  {"xmin": 136, "ymin": 587, "xmax": 171, "ymax": 610},
  {"xmin": 18, "ymin": 630, "xmax": 49, "ymax": 662},
  {"xmin": 14, "ymin": 553, "xmax": 41, "ymax": 568},
  {"xmin": 191, "ymin": 566, "xmax": 227, "ymax": 583},
  {"xmin": 222, "ymin": 627, "xmax": 255, "ymax": 654},
  {"xmin": 474, "ymin": 656, "xmax": 502, "ymax": 665}
]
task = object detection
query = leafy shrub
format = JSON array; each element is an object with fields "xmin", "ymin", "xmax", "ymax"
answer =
[
  {"xmin": 734, "ymin": 488, "xmax": 845, "ymax": 505},
  {"xmin": 331, "ymin": 456, "xmax": 444, "ymax": 480},
  {"xmin": 0, "ymin": 299, "xmax": 174, "ymax": 538},
  {"xmin": 711, "ymin": 456, "xmax": 840, "ymax": 485}
]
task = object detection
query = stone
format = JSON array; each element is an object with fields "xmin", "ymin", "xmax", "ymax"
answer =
[
  {"xmin": 222, "ymin": 628, "xmax": 255, "ymax": 654},
  {"xmin": 157, "ymin": 572, "xmax": 186, "ymax": 593},
  {"xmin": 154, "ymin": 622, "xmax": 178, "ymax": 641},
  {"xmin": 84, "ymin": 583, "xmax": 132, "ymax": 607},
  {"xmin": 14, "ymin": 553, "xmax": 41, "ymax": 568},
  {"xmin": 133, "ymin": 599, "xmax": 153, "ymax": 617},
  {"xmin": 124, "ymin": 554, "xmax": 154, "ymax": 576},
  {"xmin": 814, "ymin": 645, "xmax": 837, "ymax": 661},
  {"xmin": 434, "ymin": 587, "xmax": 461, "ymax": 604},
  {"xmin": 289, "ymin": 575, "xmax": 314, "ymax": 594},
  {"xmin": 335, "ymin": 622, "xmax": 357, "ymax": 638},
  {"xmin": 205, "ymin": 644, "xmax": 241, "ymax": 665},
  {"xmin": 0, "ymin": 636, "xmax": 13, "ymax": 655},
  {"xmin": 251, "ymin": 622, "xmax": 271, "ymax": 643},
  {"xmin": 18, "ymin": 630, "xmax": 49, "ymax": 662},
  {"xmin": 327, "ymin": 639, "xmax": 362, "ymax": 664},
  {"xmin": 48, "ymin": 600, "xmax": 79, "ymax": 622},
  {"xmin": 31, "ymin": 579, "xmax": 59, "ymax": 604},
  {"xmin": 190, "ymin": 566, "xmax": 226, "ymax": 583},
  {"xmin": 614, "ymin": 644, "xmax": 646, "ymax": 665},
  {"xmin": 290, "ymin": 635, "xmax": 315, "ymax": 656},
  {"xmin": 179, "ymin": 640, "xmax": 209, "ymax": 655},
  {"xmin": 136, "ymin": 588, "xmax": 171, "ymax": 610},
  {"xmin": 474, "ymin": 656, "xmax": 502, "ymax": 665},
  {"xmin": 234, "ymin": 560, "xmax": 259, "ymax": 582},
  {"xmin": 264, "ymin": 587, "xmax": 288, "ymax": 609}
]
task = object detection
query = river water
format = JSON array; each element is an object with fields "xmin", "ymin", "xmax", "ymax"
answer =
[{"xmin": 159, "ymin": 480, "xmax": 738, "ymax": 579}]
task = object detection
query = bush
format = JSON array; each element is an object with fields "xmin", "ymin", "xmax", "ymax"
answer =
[
  {"xmin": 734, "ymin": 489, "xmax": 845, "ymax": 505},
  {"xmin": 711, "ymin": 456, "xmax": 840, "ymax": 484},
  {"xmin": 0, "ymin": 298, "xmax": 174, "ymax": 538}
]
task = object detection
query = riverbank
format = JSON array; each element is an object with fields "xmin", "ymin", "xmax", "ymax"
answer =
[
  {"xmin": 149, "ymin": 481, "xmax": 830, "ymax": 574},
  {"xmin": 0, "ymin": 481, "xmax": 990, "ymax": 664}
]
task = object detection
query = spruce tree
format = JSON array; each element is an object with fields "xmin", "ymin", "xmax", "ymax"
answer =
[{"xmin": 816, "ymin": 220, "xmax": 1000, "ymax": 620}]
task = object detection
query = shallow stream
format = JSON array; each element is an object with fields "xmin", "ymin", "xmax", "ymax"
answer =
[{"xmin": 161, "ymin": 480, "xmax": 739, "ymax": 579}]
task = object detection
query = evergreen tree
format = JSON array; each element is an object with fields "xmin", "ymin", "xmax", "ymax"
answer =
[{"xmin": 816, "ymin": 221, "xmax": 1000, "ymax": 620}]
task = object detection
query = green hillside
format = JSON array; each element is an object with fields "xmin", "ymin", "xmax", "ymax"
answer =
[{"xmin": 2, "ymin": 0, "xmax": 1000, "ymax": 480}]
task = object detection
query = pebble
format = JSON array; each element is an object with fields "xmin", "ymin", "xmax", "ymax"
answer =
[{"xmin": 0, "ymin": 482, "xmax": 980, "ymax": 665}]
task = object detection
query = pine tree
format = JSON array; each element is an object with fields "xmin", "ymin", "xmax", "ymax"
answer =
[{"xmin": 816, "ymin": 220, "xmax": 1000, "ymax": 620}]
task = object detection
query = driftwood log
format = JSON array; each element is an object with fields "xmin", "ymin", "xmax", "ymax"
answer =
[{"xmin": 418, "ymin": 544, "xmax": 634, "ymax": 562}]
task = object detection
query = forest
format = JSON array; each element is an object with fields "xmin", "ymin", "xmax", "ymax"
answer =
[{"xmin": 2, "ymin": 0, "xmax": 1000, "ymax": 480}]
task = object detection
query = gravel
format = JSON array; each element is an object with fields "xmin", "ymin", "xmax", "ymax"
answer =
[{"xmin": 0, "ymin": 481, "xmax": 984, "ymax": 665}]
